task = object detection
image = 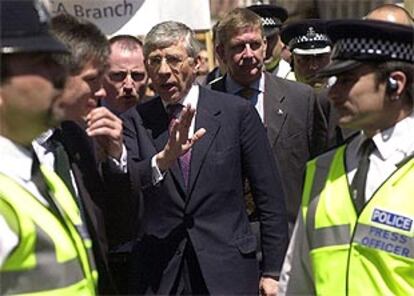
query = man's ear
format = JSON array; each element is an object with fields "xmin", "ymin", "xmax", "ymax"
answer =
[
  {"xmin": 262, "ymin": 37, "xmax": 267, "ymax": 58},
  {"xmin": 193, "ymin": 55, "xmax": 201, "ymax": 74},
  {"xmin": 389, "ymin": 71, "xmax": 407, "ymax": 97}
]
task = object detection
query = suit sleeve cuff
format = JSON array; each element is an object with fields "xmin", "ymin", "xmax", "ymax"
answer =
[
  {"xmin": 106, "ymin": 144, "xmax": 128, "ymax": 173},
  {"xmin": 261, "ymin": 272, "xmax": 280, "ymax": 281},
  {"xmin": 151, "ymin": 155, "xmax": 165, "ymax": 185}
]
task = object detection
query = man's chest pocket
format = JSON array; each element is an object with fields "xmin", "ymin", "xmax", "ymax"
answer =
[{"xmin": 202, "ymin": 145, "xmax": 240, "ymax": 187}]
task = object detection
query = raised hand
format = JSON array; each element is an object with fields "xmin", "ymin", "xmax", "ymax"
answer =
[
  {"xmin": 85, "ymin": 106, "xmax": 124, "ymax": 160},
  {"xmin": 156, "ymin": 104, "xmax": 206, "ymax": 171}
]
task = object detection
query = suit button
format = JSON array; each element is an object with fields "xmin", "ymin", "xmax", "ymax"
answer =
[{"xmin": 183, "ymin": 215, "xmax": 194, "ymax": 229}]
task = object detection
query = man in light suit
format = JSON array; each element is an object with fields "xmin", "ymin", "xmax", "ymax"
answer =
[
  {"xmin": 211, "ymin": 8, "xmax": 328, "ymax": 231},
  {"xmin": 122, "ymin": 21, "xmax": 288, "ymax": 295}
]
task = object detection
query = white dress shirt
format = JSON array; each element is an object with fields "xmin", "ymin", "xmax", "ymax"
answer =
[{"xmin": 279, "ymin": 110, "xmax": 414, "ymax": 295}]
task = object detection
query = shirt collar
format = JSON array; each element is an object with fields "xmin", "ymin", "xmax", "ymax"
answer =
[
  {"xmin": 0, "ymin": 135, "xmax": 33, "ymax": 182},
  {"xmin": 35, "ymin": 129, "xmax": 54, "ymax": 146},
  {"xmin": 225, "ymin": 72, "xmax": 265, "ymax": 95},
  {"xmin": 371, "ymin": 110, "xmax": 414, "ymax": 161}
]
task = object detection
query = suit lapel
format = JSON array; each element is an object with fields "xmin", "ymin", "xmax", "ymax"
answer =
[
  {"xmin": 263, "ymin": 72, "xmax": 288, "ymax": 146},
  {"xmin": 187, "ymin": 89, "xmax": 220, "ymax": 196},
  {"xmin": 210, "ymin": 75, "xmax": 226, "ymax": 92},
  {"xmin": 212, "ymin": 74, "xmax": 287, "ymax": 146}
]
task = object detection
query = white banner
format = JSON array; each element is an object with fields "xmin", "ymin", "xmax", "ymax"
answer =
[{"xmin": 45, "ymin": 0, "xmax": 211, "ymax": 36}]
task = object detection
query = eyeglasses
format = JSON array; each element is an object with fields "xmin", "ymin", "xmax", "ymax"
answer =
[
  {"xmin": 147, "ymin": 54, "xmax": 189, "ymax": 71},
  {"xmin": 108, "ymin": 70, "xmax": 145, "ymax": 82}
]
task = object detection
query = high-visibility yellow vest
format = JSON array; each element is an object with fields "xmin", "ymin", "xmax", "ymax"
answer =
[
  {"xmin": 302, "ymin": 145, "xmax": 414, "ymax": 296},
  {"xmin": 0, "ymin": 165, "xmax": 98, "ymax": 295}
]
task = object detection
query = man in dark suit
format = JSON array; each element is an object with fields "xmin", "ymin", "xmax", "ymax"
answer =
[
  {"xmin": 33, "ymin": 14, "xmax": 140, "ymax": 294},
  {"xmin": 211, "ymin": 8, "xmax": 328, "ymax": 232},
  {"xmin": 122, "ymin": 21, "xmax": 288, "ymax": 295}
]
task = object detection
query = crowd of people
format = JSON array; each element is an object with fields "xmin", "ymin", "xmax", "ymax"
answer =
[{"xmin": 1, "ymin": 0, "xmax": 413, "ymax": 295}]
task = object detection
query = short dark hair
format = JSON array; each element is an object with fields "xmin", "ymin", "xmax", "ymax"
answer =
[{"xmin": 50, "ymin": 14, "xmax": 109, "ymax": 75}]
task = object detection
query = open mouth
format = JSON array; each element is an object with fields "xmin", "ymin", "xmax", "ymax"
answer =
[{"xmin": 160, "ymin": 82, "xmax": 177, "ymax": 92}]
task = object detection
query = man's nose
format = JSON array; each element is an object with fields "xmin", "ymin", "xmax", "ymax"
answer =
[
  {"xmin": 243, "ymin": 43, "xmax": 254, "ymax": 58},
  {"xmin": 158, "ymin": 58, "xmax": 172, "ymax": 74},
  {"xmin": 95, "ymin": 86, "xmax": 107, "ymax": 100},
  {"xmin": 308, "ymin": 58, "xmax": 320, "ymax": 71},
  {"xmin": 123, "ymin": 73, "xmax": 134, "ymax": 88}
]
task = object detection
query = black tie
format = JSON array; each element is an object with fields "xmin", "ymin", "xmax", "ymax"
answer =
[
  {"xmin": 31, "ymin": 154, "xmax": 63, "ymax": 217},
  {"xmin": 50, "ymin": 130, "xmax": 77, "ymax": 199},
  {"xmin": 351, "ymin": 139, "xmax": 376, "ymax": 214},
  {"xmin": 237, "ymin": 87, "xmax": 255, "ymax": 100}
]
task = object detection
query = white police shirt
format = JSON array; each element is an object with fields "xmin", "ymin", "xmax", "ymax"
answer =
[
  {"xmin": 347, "ymin": 110, "xmax": 414, "ymax": 201},
  {"xmin": 0, "ymin": 135, "xmax": 47, "ymax": 267}
]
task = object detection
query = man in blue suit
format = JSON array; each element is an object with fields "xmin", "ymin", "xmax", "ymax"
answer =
[{"xmin": 122, "ymin": 21, "xmax": 288, "ymax": 295}]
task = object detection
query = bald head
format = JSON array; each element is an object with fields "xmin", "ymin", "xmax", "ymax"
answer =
[{"xmin": 366, "ymin": 4, "xmax": 414, "ymax": 26}]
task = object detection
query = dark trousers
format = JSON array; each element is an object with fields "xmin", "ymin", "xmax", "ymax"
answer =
[{"xmin": 171, "ymin": 242, "xmax": 209, "ymax": 295}]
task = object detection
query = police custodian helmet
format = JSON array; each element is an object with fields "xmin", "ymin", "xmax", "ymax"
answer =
[
  {"xmin": 318, "ymin": 19, "xmax": 414, "ymax": 77},
  {"xmin": 1, "ymin": 0, "xmax": 68, "ymax": 54},
  {"xmin": 281, "ymin": 19, "xmax": 332, "ymax": 55},
  {"xmin": 247, "ymin": 4, "xmax": 288, "ymax": 37}
]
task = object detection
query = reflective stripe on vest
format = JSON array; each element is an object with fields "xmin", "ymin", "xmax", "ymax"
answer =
[
  {"xmin": 41, "ymin": 166, "xmax": 98, "ymax": 282},
  {"xmin": 302, "ymin": 145, "xmax": 414, "ymax": 295},
  {"xmin": 0, "ymin": 167, "xmax": 97, "ymax": 295}
]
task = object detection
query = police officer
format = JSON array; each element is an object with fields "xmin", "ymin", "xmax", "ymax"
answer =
[
  {"xmin": 281, "ymin": 19, "xmax": 351, "ymax": 150},
  {"xmin": 247, "ymin": 3, "xmax": 290, "ymax": 78},
  {"xmin": 281, "ymin": 19, "xmax": 332, "ymax": 89},
  {"xmin": 0, "ymin": 0, "xmax": 98, "ymax": 294},
  {"xmin": 278, "ymin": 19, "xmax": 414, "ymax": 295}
]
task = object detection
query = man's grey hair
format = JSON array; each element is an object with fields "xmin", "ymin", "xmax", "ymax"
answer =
[{"xmin": 143, "ymin": 21, "xmax": 200, "ymax": 58}]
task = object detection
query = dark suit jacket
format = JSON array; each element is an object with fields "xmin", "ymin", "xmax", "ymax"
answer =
[
  {"xmin": 60, "ymin": 121, "xmax": 140, "ymax": 294},
  {"xmin": 210, "ymin": 73, "xmax": 328, "ymax": 224},
  {"xmin": 122, "ymin": 86, "xmax": 288, "ymax": 295}
]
